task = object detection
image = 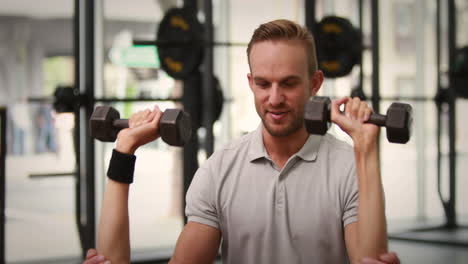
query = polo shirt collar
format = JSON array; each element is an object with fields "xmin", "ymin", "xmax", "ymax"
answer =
[
  {"xmin": 296, "ymin": 134, "xmax": 322, "ymax": 161},
  {"xmin": 248, "ymin": 125, "xmax": 322, "ymax": 162},
  {"xmin": 248, "ymin": 125, "xmax": 269, "ymax": 162}
]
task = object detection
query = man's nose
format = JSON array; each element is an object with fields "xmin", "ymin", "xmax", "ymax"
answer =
[{"xmin": 268, "ymin": 85, "xmax": 285, "ymax": 106}]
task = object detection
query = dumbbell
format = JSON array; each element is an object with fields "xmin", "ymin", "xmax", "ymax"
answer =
[
  {"xmin": 304, "ymin": 96, "xmax": 413, "ymax": 144},
  {"xmin": 89, "ymin": 106, "xmax": 192, "ymax": 146}
]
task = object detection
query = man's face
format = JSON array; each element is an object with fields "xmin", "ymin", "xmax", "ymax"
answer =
[{"xmin": 248, "ymin": 40, "xmax": 321, "ymax": 137}]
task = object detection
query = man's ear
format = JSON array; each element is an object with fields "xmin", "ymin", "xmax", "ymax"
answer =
[
  {"xmin": 310, "ymin": 70, "xmax": 324, "ymax": 96},
  {"xmin": 247, "ymin": 72, "xmax": 253, "ymax": 91}
]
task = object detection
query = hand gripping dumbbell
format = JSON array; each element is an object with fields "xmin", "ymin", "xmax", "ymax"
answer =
[
  {"xmin": 89, "ymin": 106, "xmax": 192, "ymax": 146},
  {"xmin": 304, "ymin": 96, "xmax": 413, "ymax": 144}
]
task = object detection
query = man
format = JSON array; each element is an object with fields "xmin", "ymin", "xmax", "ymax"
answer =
[{"xmin": 85, "ymin": 19, "xmax": 400, "ymax": 264}]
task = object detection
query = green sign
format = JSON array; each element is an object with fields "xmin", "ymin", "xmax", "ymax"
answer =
[{"xmin": 110, "ymin": 45, "xmax": 160, "ymax": 68}]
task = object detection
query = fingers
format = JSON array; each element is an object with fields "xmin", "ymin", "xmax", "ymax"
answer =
[
  {"xmin": 359, "ymin": 252, "xmax": 401, "ymax": 264},
  {"xmin": 328, "ymin": 96, "xmax": 377, "ymax": 140},
  {"xmin": 360, "ymin": 257, "xmax": 386, "ymax": 264},
  {"xmin": 84, "ymin": 249, "xmax": 107, "ymax": 264},
  {"xmin": 150, "ymin": 105, "xmax": 163, "ymax": 127},
  {"xmin": 83, "ymin": 252, "xmax": 110, "ymax": 264},
  {"xmin": 86, "ymin": 249, "xmax": 98, "ymax": 259},
  {"xmin": 330, "ymin": 97, "xmax": 352, "ymax": 131},
  {"xmin": 363, "ymin": 107, "xmax": 372, "ymax": 122},
  {"xmin": 129, "ymin": 109, "xmax": 151, "ymax": 128},
  {"xmin": 129, "ymin": 105, "xmax": 162, "ymax": 128},
  {"xmin": 330, "ymin": 97, "xmax": 349, "ymax": 121},
  {"xmin": 357, "ymin": 102, "xmax": 370, "ymax": 122},
  {"xmin": 345, "ymin": 97, "xmax": 359, "ymax": 118},
  {"xmin": 344, "ymin": 97, "xmax": 371, "ymax": 120},
  {"xmin": 379, "ymin": 252, "xmax": 400, "ymax": 264},
  {"xmin": 333, "ymin": 97, "xmax": 350, "ymax": 109}
]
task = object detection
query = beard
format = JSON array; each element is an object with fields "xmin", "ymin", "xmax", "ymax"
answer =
[{"xmin": 261, "ymin": 110, "xmax": 304, "ymax": 137}]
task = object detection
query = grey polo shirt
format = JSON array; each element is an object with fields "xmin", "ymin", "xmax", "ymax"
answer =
[{"xmin": 186, "ymin": 125, "xmax": 358, "ymax": 264}]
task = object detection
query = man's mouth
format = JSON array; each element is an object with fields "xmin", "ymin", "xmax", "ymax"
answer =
[{"xmin": 268, "ymin": 111, "xmax": 289, "ymax": 120}]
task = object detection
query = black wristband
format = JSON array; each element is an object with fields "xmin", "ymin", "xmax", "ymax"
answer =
[{"xmin": 107, "ymin": 149, "xmax": 136, "ymax": 184}]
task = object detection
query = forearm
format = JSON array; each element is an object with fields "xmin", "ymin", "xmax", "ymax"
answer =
[
  {"xmin": 355, "ymin": 143, "xmax": 388, "ymax": 259},
  {"xmin": 97, "ymin": 140, "xmax": 137, "ymax": 264},
  {"xmin": 97, "ymin": 179, "xmax": 131, "ymax": 264}
]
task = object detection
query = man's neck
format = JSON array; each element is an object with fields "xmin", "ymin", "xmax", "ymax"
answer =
[{"xmin": 262, "ymin": 126, "xmax": 309, "ymax": 169}]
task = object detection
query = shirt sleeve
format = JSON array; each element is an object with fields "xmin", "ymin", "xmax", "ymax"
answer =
[
  {"xmin": 185, "ymin": 166, "xmax": 220, "ymax": 229},
  {"xmin": 342, "ymin": 161, "xmax": 359, "ymax": 227}
]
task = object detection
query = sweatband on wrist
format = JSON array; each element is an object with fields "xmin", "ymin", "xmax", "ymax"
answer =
[{"xmin": 107, "ymin": 149, "xmax": 136, "ymax": 184}]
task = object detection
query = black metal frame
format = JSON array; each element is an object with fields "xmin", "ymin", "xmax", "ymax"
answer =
[
  {"xmin": 445, "ymin": 0, "xmax": 457, "ymax": 229},
  {"xmin": 202, "ymin": 0, "xmax": 215, "ymax": 157},
  {"xmin": 29, "ymin": 96, "xmax": 234, "ymax": 105},
  {"xmin": 133, "ymin": 40, "xmax": 247, "ymax": 47},
  {"xmin": 74, "ymin": 0, "xmax": 83, "ymax": 253},
  {"xmin": 305, "ymin": 0, "xmax": 316, "ymax": 32},
  {"xmin": 370, "ymin": 0, "xmax": 380, "ymax": 114},
  {"xmin": 75, "ymin": 0, "xmax": 96, "ymax": 257},
  {"xmin": 0, "ymin": 107, "xmax": 6, "ymax": 264},
  {"xmin": 29, "ymin": 96, "xmax": 184, "ymax": 104},
  {"xmin": 358, "ymin": 0, "xmax": 364, "ymax": 92}
]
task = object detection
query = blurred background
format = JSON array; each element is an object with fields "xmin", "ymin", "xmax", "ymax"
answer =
[{"xmin": 0, "ymin": 0, "xmax": 467, "ymax": 263}]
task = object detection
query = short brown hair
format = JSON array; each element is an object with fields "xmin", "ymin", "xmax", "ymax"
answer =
[{"xmin": 247, "ymin": 19, "xmax": 318, "ymax": 75}]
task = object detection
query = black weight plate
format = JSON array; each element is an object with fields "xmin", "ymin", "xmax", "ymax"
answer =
[
  {"xmin": 315, "ymin": 16, "xmax": 361, "ymax": 78},
  {"xmin": 53, "ymin": 86, "xmax": 76, "ymax": 113},
  {"xmin": 183, "ymin": 71, "xmax": 224, "ymax": 129},
  {"xmin": 157, "ymin": 8, "xmax": 204, "ymax": 79}
]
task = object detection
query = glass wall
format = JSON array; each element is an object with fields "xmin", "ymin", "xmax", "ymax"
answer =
[
  {"xmin": 378, "ymin": 0, "xmax": 442, "ymax": 223},
  {"xmin": 95, "ymin": 0, "xmax": 184, "ymax": 259},
  {"xmin": 0, "ymin": 1, "xmax": 81, "ymax": 262}
]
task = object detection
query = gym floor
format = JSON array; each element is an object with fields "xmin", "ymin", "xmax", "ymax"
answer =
[
  {"xmin": 132, "ymin": 242, "xmax": 468, "ymax": 264},
  {"xmin": 384, "ymin": 219, "xmax": 468, "ymax": 264},
  {"xmin": 386, "ymin": 240, "xmax": 468, "ymax": 264},
  {"xmin": 212, "ymin": 240, "xmax": 468, "ymax": 264}
]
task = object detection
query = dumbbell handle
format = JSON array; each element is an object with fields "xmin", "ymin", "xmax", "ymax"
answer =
[
  {"xmin": 113, "ymin": 119, "xmax": 129, "ymax": 129},
  {"xmin": 110, "ymin": 110, "xmax": 182, "ymax": 129},
  {"xmin": 326, "ymin": 108, "xmax": 387, "ymax": 126},
  {"xmin": 367, "ymin": 113, "xmax": 386, "ymax": 126},
  {"xmin": 326, "ymin": 106, "xmax": 387, "ymax": 126}
]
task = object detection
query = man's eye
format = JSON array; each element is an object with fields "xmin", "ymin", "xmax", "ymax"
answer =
[
  {"xmin": 283, "ymin": 81, "xmax": 297, "ymax": 87},
  {"xmin": 256, "ymin": 82, "xmax": 269, "ymax": 87}
]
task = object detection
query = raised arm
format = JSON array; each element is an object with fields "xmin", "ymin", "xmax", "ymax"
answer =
[
  {"xmin": 89, "ymin": 105, "xmax": 221, "ymax": 264},
  {"xmin": 96, "ymin": 106, "xmax": 163, "ymax": 263},
  {"xmin": 330, "ymin": 97, "xmax": 388, "ymax": 263}
]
